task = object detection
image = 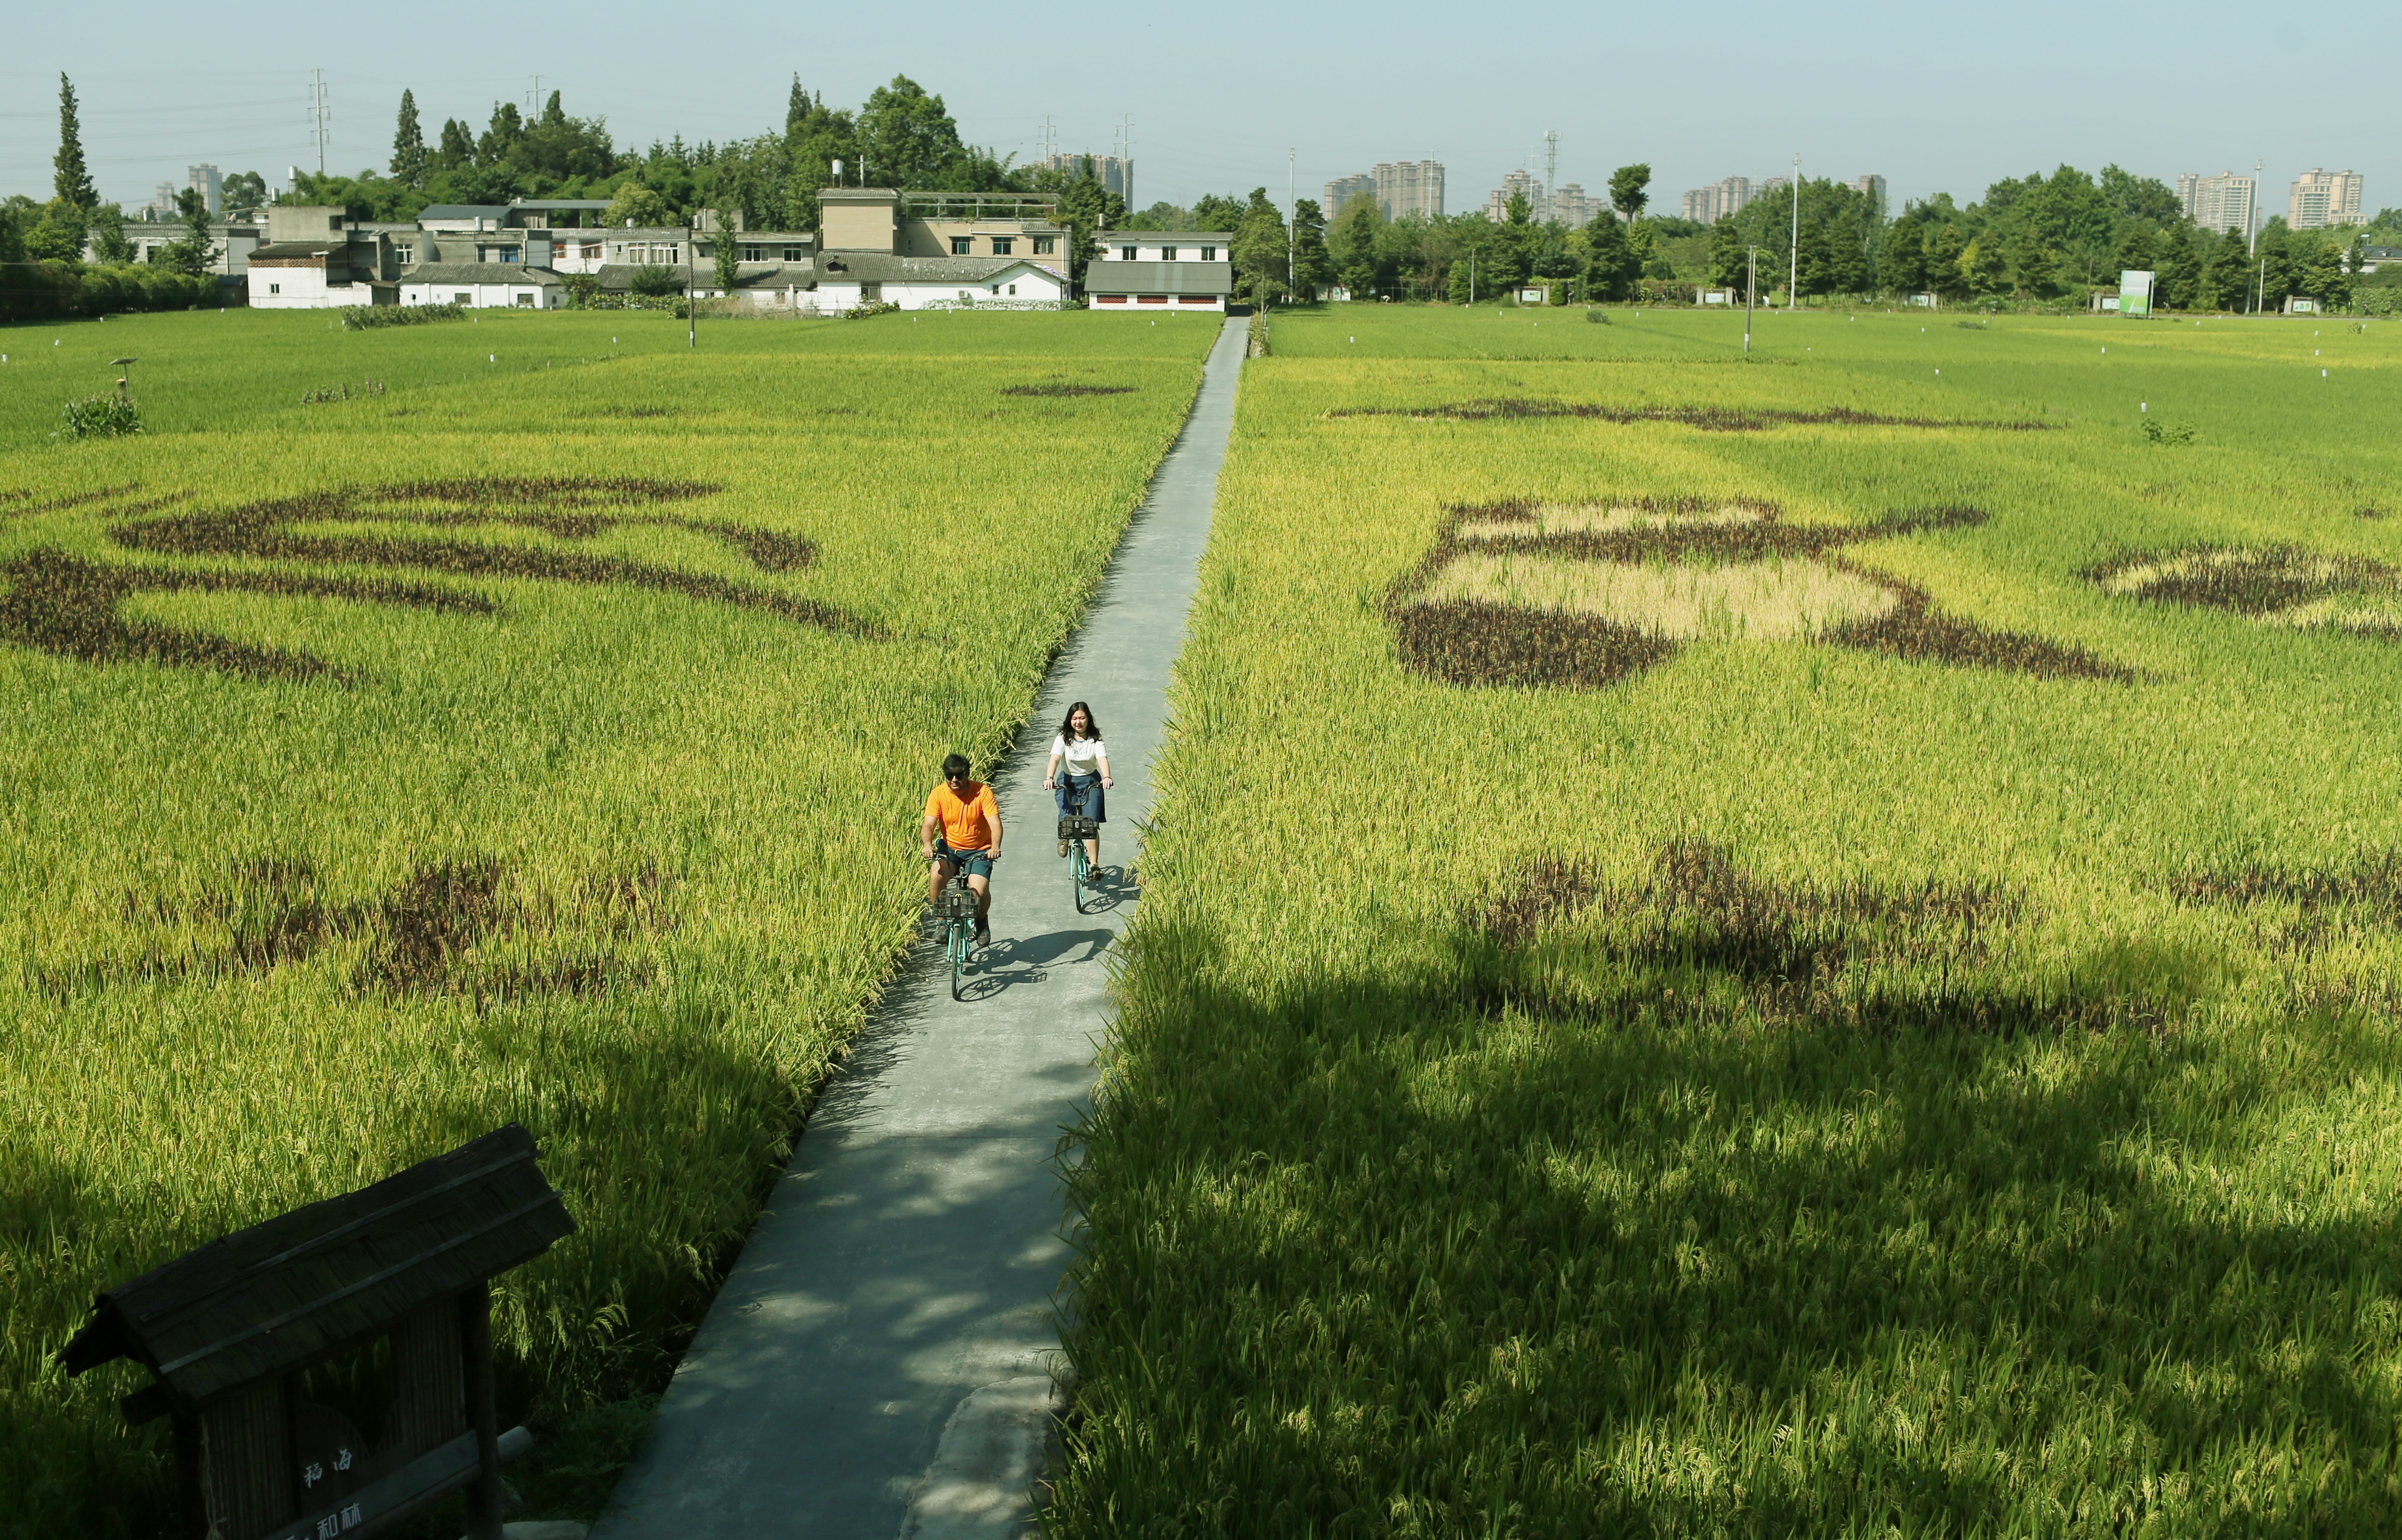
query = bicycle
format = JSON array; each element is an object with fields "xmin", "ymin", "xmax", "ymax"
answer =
[
  {"xmin": 933, "ymin": 861, "xmax": 983, "ymax": 1000},
  {"xmin": 1058, "ymin": 781, "xmax": 1101, "ymax": 914}
]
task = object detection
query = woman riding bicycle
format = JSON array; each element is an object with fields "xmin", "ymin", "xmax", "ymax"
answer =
[{"xmin": 1043, "ymin": 701, "xmax": 1112, "ymax": 873}]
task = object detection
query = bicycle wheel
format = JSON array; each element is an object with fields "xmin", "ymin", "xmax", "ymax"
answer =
[
  {"xmin": 949, "ymin": 920, "xmax": 969, "ymax": 1000},
  {"xmin": 1069, "ymin": 842, "xmax": 1087, "ymax": 912}
]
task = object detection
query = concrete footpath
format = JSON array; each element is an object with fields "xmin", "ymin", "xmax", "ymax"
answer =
[{"xmin": 591, "ymin": 313, "xmax": 1246, "ymax": 1540}]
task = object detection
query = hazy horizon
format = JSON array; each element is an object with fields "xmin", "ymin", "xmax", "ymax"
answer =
[{"xmin": 7, "ymin": 0, "xmax": 2398, "ymax": 223}]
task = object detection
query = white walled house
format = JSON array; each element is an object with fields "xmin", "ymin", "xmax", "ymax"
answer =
[
  {"xmin": 1083, "ymin": 230, "xmax": 1234, "ymax": 311},
  {"xmin": 812, "ymin": 253, "xmax": 1067, "ymax": 311},
  {"xmin": 398, "ymin": 265, "xmax": 569, "ymax": 308}
]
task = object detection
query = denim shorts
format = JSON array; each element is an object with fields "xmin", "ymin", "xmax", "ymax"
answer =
[{"xmin": 1054, "ymin": 772, "xmax": 1105, "ymax": 823}]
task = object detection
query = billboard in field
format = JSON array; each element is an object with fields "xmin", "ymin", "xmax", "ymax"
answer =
[{"xmin": 2119, "ymin": 270, "xmax": 2155, "ymax": 317}]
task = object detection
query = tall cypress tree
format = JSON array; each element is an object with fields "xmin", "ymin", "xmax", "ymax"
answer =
[
  {"xmin": 54, "ymin": 73, "xmax": 98, "ymax": 211},
  {"xmin": 392, "ymin": 89, "xmax": 426, "ymax": 187},
  {"xmin": 785, "ymin": 75, "xmax": 811, "ymax": 142}
]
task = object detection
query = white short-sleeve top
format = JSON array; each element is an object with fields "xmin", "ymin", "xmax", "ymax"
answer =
[{"xmin": 1052, "ymin": 734, "xmax": 1106, "ymax": 774}]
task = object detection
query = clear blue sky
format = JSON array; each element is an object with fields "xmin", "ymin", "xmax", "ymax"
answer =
[{"xmin": 7, "ymin": 0, "xmax": 2399, "ymax": 221}]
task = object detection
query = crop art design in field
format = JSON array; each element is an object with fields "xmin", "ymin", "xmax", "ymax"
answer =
[
  {"xmin": 1327, "ymin": 398, "xmax": 2048, "ymax": 432},
  {"xmin": 0, "ymin": 477, "xmax": 882, "ymax": 681},
  {"xmin": 2087, "ymin": 544, "xmax": 2402, "ymax": 636},
  {"xmin": 1389, "ymin": 499, "xmax": 2127, "ymax": 690}
]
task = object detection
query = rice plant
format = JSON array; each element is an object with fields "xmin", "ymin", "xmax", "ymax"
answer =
[
  {"xmin": 1050, "ymin": 304, "xmax": 2402, "ymax": 1536},
  {"xmin": 0, "ymin": 308, "xmax": 1215, "ymax": 1534}
]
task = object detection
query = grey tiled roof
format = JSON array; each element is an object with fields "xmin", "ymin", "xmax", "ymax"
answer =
[
  {"xmin": 401, "ymin": 263, "xmax": 565, "ymax": 285},
  {"xmin": 416, "ymin": 204, "xmax": 513, "ymax": 221},
  {"xmin": 813, "ymin": 253, "xmax": 1057, "ymax": 283},
  {"xmin": 1079, "ymin": 260, "xmax": 1235, "ymax": 296},
  {"xmin": 1096, "ymin": 231, "xmax": 1233, "ymax": 243}
]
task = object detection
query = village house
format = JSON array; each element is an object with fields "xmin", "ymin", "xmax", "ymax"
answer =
[
  {"xmin": 1081, "ymin": 230, "xmax": 1235, "ymax": 312},
  {"xmin": 241, "ymin": 188, "xmax": 1079, "ymax": 312}
]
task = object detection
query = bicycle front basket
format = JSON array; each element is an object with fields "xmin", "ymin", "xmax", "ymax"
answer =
[
  {"xmin": 938, "ymin": 885, "xmax": 981, "ymax": 920},
  {"xmin": 1058, "ymin": 816, "xmax": 1099, "ymax": 841}
]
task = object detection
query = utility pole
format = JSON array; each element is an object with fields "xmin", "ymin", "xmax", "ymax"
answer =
[
  {"xmin": 2249, "ymin": 157, "xmax": 2263, "ymax": 258},
  {"xmin": 307, "ymin": 69, "xmax": 331, "ymax": 178},
  {"xmin": 525, "ymin": 75, "xmax": 545, "ymax": 115},
  {"xmin": 1543, "ymin": 129, "xmax": 1559, "ymax": 221},
  {"xmin": 1288, "ymin": 148, "xmax": 1295, "ymax": 304},
  {"xmin": 1788, "ymin": 153, "xmax": 1800, "ymax": 313}
]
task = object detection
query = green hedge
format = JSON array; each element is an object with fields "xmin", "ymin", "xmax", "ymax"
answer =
[
  {"xmin": 338, "ymin": 302, "xmax": 467, "ymax": 329},
  {"xmin": 0, "ymin": 262, "xmax": 222, "ymax": 321}
]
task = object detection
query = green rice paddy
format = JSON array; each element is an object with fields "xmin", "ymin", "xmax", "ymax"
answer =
[
  {"xmin": 1050, "ymin": 304, "xmax": 2402, "ymax": 1537},
  {"xmin": 0, "ymin": 306, "xmax": 1215, "ymax": 1536}
]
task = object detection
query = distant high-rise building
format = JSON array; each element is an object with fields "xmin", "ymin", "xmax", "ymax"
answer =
[
  {"xmin": 1551, "ymin": 182, "xmax": 1598, "ymax": 229},
  {"xmin": 2177, "ymin": 170, "xmax": 2256, "ymax": 237},
  {"xmin": 1324, "ymin": 173, "xmax": 1377, "ymax": 217},
  {"xmin": 147, "ymin": 181, "xmax": 178, "ymax": 220},
  {"xmin": 1373, "ymin": 160, "xmax": 1444, "ymax": 220},
  {"xmin": 187, "ymin": 163, "xmax": 222, "ymax": 218},
  {"xmin": 1045, "ymin": 153, "xmax": 1132, "ymax": 209},
  {"xmin": 1851, "ymin": 173, "xmax": 1887, "ymax": 210},
  {"xmin": 2289, "ymin": 168, "xmax": 2365, "ymax": 229},
  {"xmin": 1485, "ymin": 168, "xmax": 1540, "ymax": 221},
  {"xmin": 1682, "ymin": 176, "xmax": 1755, "ymax": 223}
]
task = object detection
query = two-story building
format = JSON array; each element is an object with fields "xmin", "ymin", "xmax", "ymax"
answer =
[
  {"xmin": 1081, "ymin": 230, "xmax": 1235, "ymax": 312},
  {"xmin": 246, "ymin": 206, "xmax": 401, "ymax": 308},
  {"xmin": 812, "ymin": 189, "xmax": 1067, "ymax": 309}
]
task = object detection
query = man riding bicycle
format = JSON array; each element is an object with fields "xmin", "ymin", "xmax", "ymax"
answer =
[{"xmin": 923, "ymin": 753, "xmax": 1001, "ymax": 946}]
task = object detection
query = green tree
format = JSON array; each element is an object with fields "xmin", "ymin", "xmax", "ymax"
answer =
[
  {"xmin": 1230, "ymin": 187, "xmax": 1289, "ymax": 306},
  {"xmin": 1961, "ymin": 235, "xmax": 2008, "ymax": 299},
  {"xmin": 1607, "ymin": 164, "xmax": 1651, "ymax": 223},
  {"xmin": 1927, "ymin": 222, "xmax": 1969, "ymax": 300},
  {"xmin": 1053, "ymin": 167, "xmax": 1128, "ymax": 283},
  {"xmin": 222, "ymin": 171, "xmax": 269, "ymax": 214},
  {"xmin": 857, "ymin": 75, "xmax": 968, "ymax": 187},
  {"xmin": 392, "ymin": 90, "xmax": 427, "ymax": 187},
  {"xmin": 1327, "ymin": 193, "xmax": 1386, "ymax": 298},
  {"xmin": 2198, "ymin": 229, "xmax": 2250, "ymax": 310},
  {"xmin": 160, "ymin": 187, "xmax": 217, "ymax": 278},
  {"xmin": 2112, "ymin": 223, "xmax": 2157, "ymax": 276},
  {"xmin": 1289, "ymin": 197, "xmax": 1334, "ymax": 301},
  {"xmin": 781, "ymin": 82, "xmax": 857, "ymax": 232},
  {"xmin": 2154, "ymin": 227, "xmax": 2202, "ymax": 309},
  {"xmin": 713, "ymin": 216, "xmax": 741, "ymax": 293},
  {"xmin": 1707, "ymin": 216, "xmax": 1751, "ymax": 291},
  {"xmin": 432, "ymin": 118, "xmax": 477, "ymax": 173},
  {"xmin": 2098, "ymin": 163, "xmax": 2185, "ymax": 226},
  {"xmin": 1582, "ymin": 214, "xmax": 1638, "ymax": 301},
  {"xmin": 2297, "ymin": 239, "xmax": 2351, "ymax": 310},
  {"xmin": 1882, "ymin": 210, "xmax": 1929, "ymax": 293},
  {"xmin": 1191, "ymin": 193, "xmax": 1245, "ymax": 233},
  {"xmin": 87, "ymin": 203, "xmax": 131, "ymax": 264},
  {"xmin": 54, "ymin": 74, "xmax": 98, "ymax": 212},
  {"xmin": 2254, "ymin": 220, "xmax": 2295, "ymax": 312},
  {"xmin": 605, "ymin": 181, "xmax": 673, "ymax": 228}
]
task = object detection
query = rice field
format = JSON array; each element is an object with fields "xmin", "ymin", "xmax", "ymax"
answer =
[
  {"xmin": 1051, "ymin": 304, "xmax": 2402, "ymax": 1536},
  {"xmin": 0, "ymin": 306, "xmax": 1216, "ymax": 1536}
]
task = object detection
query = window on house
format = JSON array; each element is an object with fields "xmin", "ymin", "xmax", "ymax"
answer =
[
  {"xmin": 1201, "ymin": 246, "xmax": 1217, "ymax": 261},
  {"xmin": 515, "ymin": 293, "xmax": 534, "ymax": 307},
  {"xmin": 268, "ymin": 282, "xmax": 280, "ymax": 294},
  {"xmin": 1120, "ymin": 246, "xmax": 1138, "ymax": 260},
  {"xmin": 1096, "ymin": 295, "xmax": 1125, "ymax": 303},
  {"xmin": 1033, "ymin": 237, "xmax": 1055, "ymax": 255},
  {"xmin": 1138, "ymin": 295, "xmax": 1169, "ymax": 304},
  {"xmin": 951, "ymin": 236, "xmax": 972, "ymax": 255},
  {"xmin": 395, "ymin": 243, "xmax": 415, "ymax": 265},
  {"xmin": 1160, "ymin": 247, "xmax": 1178, "ymax": 262},
  {"xmin": 991, "ymin": 238, "xmax": 1013, "ymax": 256},
  {"xmin": 500, "ymin": 248, "xmax": 520, "ymax": 263},
  {"xmin": 454, "ymin": 292, "xmax": 473, "ymax": 304},
  {"xmin": 742, "ymin": 244, "xmax": 769, "ymax": 262},
  {"xmin": 582, "ymin": 243, "xmax": 601, "ymax": 260},
  {"xmin": 610, "ymin": 244, "xmax": 625, "ymax": 259},
  {"xmin": 783, "ymin": 244, "xmax": 808, "ymax": 261},
  {"xmin": 1007, "ymin": 284, "xmax": 1017, "ymax": 295}
]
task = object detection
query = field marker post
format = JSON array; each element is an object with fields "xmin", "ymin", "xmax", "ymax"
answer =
[
  {"xmin": 1744, "ymin": 248, "xmax": 1757, "ymax": 353},
  {"xmin": 1789, "ymin": 153, "xmax": 1800, "ymax": 312}
]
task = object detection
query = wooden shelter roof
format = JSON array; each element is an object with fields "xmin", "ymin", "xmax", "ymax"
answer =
[{"xmin": 59, "ymin": 1124, "xmax": 574, "ymax": 1421}]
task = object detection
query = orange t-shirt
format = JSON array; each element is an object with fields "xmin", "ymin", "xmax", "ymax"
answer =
[{"xmin": 925, "ymin": 781, "xmax": 999, "ymax": 852}]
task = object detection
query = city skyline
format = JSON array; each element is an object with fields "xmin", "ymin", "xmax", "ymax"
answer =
[{"xmin": 8, "ymin": 0, "xmax": 2398, "ymax": 221}]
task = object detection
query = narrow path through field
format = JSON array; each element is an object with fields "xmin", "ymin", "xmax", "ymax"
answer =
[{"xmin": 592, "ymin": 313, "xmax": 1246, "ymax": 1540}]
